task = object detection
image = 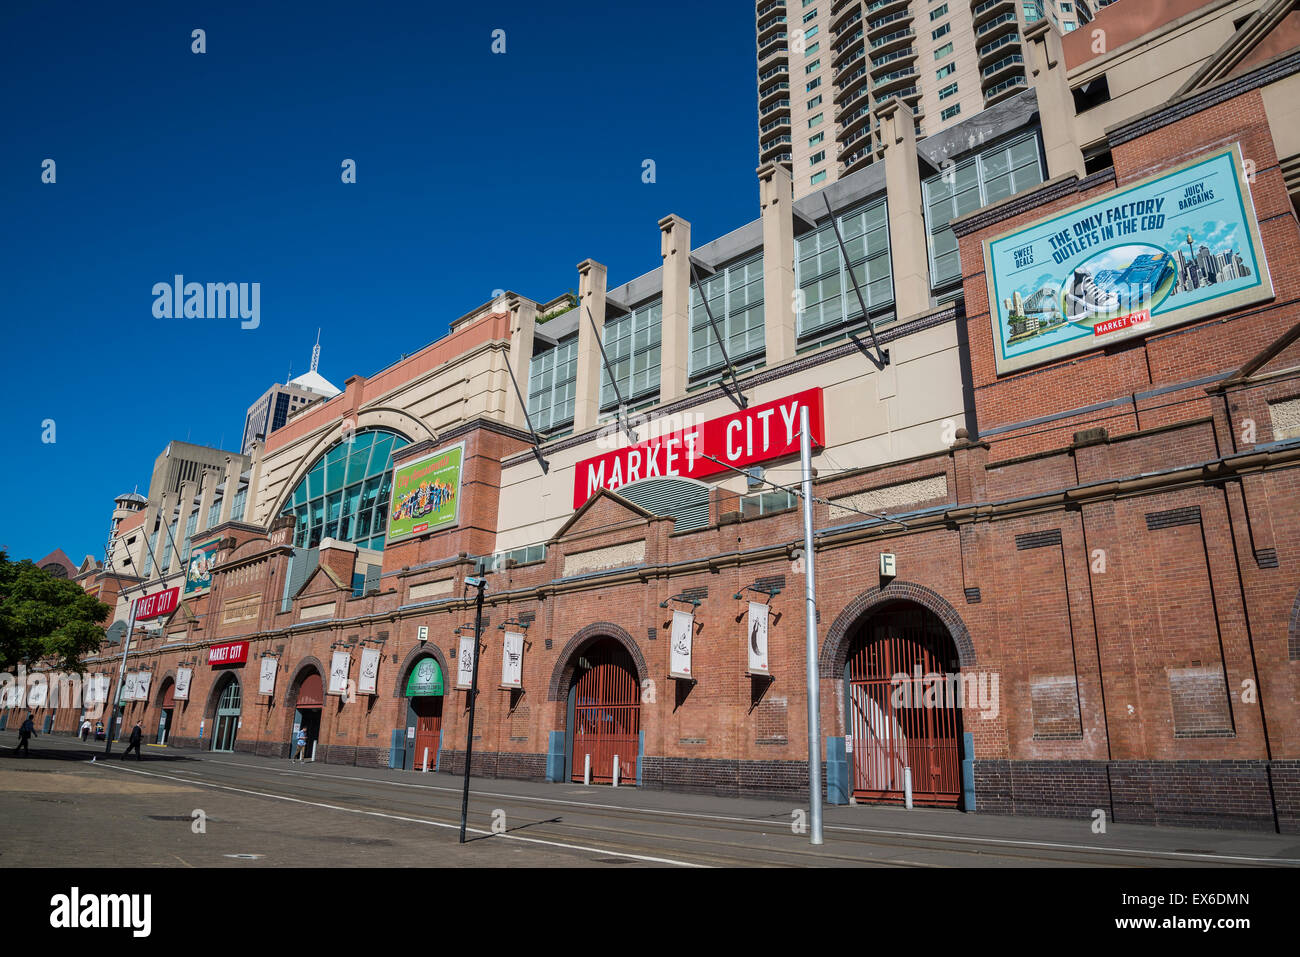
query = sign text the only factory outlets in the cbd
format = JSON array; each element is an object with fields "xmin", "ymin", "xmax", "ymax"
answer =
[
  {"xmin": 983, "ymin": 143, "xmax": 1271, "ymax": 375},
  {"xmin": 573, "ymin": 388, "xmax": 826, "ymax": 508}
]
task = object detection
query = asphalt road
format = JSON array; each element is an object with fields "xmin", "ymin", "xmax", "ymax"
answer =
[{"xmin": 3, "ymin": 731, "xmax": 1299, "ymax": 868}]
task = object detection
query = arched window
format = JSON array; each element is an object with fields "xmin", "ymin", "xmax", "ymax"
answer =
[{"xmin": 281, "ymin": 429, "xmax": 411, "ymax": 550}]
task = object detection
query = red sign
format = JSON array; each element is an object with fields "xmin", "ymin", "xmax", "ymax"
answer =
[
  {"xmin": 573, "ymin": 388, "xmax": 826, "ymax": 509},
  {"xmin": 134, "ymin": 587, "xmax": 180, "ymax": 621},
  {"xmin": 1093, "ymin": 310, "xmax": 1150, "ymax": 336},
  {"xmin": 209, "ymin": 641, "xmax": 249, "ymax": 666}
]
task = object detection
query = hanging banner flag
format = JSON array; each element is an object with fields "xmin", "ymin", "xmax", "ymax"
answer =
[
  {"xmin": 984, "ymin": 143, "xmax": 1271, "ymax": 375},
  {"xmin": 747, "ymin": 601, "xmax": 770, "ymax": 674},
  {"xmin": 259, "ymin": 657, "xmax": 278, "ymax": 696},
  {"xmin": 456, "ymin": 636, "xmax": 476, "ymax": 689},
  {"xmin": 358, "ymin": 647, "xmax": 381, "ymax": 695},
  {"xmin": 328, "ymin": 652, "xmax": 351, "ymax": 695},
  {"xmin": 136, "ymin": 672, "xmax": 152, "ymax": 703},
  {"xmin": 85, "ymin": 673, "xmax": 110, "ymax": 707},
  {"xmin": 26, "ymin": 677, "xmax": 47, "ymax": 708},
  {"xmin": 501, "ymin": 632, "xmax": 524, "ymax": 689},
  {"xmin": 173, "ymin": 667, "xmax": 192, "ymax": 701},
  {"xmin": 670, "ymin": 610, "xmax": 694, "ymax": 680}
]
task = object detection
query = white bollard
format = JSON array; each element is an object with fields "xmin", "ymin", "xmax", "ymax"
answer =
[
  {"xmin": 159, "ymin": 730, "xmax": 167, "ymax": 748},
  {"xmin": 612, "ymin": 754, "xmax": 620, "ymax": 788},
  {"xmin": 583, "ymin": 753, "xmax": 591, "ymax": 786},
  {"xmin": 903, "ymin": 767, "xmax": 913, "ymax": 809},
  {"xmin": 310, "ymin": 740, "xmax": 317, "ymax": 763},
  {"xmin": 422, "ymin": 747, "xmax": 429, "ymax": 773}
]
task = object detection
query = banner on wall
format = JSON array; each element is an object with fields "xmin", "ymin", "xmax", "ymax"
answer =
[
  {"xmin": 173, "ymin": 667, "xmax": 192, "ymax": 701},
  {"xmin": 26, "ymin": 677, "xmax": 47, "ymax": 708},
  {"xmin": 385, "ymin": 441, "xmax": 466, "ymax": 543},
  {"xmin": 259, "ymin": 657, "xmax": 278, "ymax": 696},
  {"xmin": 358, "ymin": 647, "xmax": 381, "ymax": 695},
  {"xmin": 747, "ymin": 602, "xmax": 769, "ymax": 675},
  {"xmin": 85, "ymin": 673, "xmax": 110, "ymax": 707},
  {"xmin": 501, "ymin": 632, "xmax": 524, "ymax": 689},
  {"xmin": 136, "ymin": 672, "xmax": 152, "ymax": 703},
  {"xmin": 670, "ymin": 610, "xmax": 694, "ymax": 680},
  {"xmin": 456, "ymin": 636, "xmax": 476, "ymax": 689},
  {"xmin": 328, "ymin": 652, "xmax": 351, "ymax": 696},
  {"xmin": 984, "ymin": 143, "xmax": 1272, "ymax": 375},
  {"xmin": 184, "ymin": 539, "xmax": 221, "ymax": 595}
]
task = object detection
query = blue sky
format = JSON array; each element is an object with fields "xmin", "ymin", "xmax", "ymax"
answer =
[{"xmin": 0, "ymin": 0, "xmax": 760, "ymax": 565}]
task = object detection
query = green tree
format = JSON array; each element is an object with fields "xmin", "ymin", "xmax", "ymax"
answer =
[{"xmin": 0, "ymin": 550, "xmax": 110, "ymax": 673}]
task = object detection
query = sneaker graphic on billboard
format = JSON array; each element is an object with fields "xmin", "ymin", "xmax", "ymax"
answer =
[{"xmin": 1065, "ymin": 269, "xmax": 1119, "ymax": 322}]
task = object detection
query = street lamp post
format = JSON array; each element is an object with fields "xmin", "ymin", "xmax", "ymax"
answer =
[{"xmin": 458, "ymin": 575, "xmax": 487, "ymax": 843}]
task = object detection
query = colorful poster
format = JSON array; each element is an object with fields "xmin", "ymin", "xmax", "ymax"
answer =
[
  {"xmin": 747, "ymin": 601, "xmax": 769, "ymax": 675},
  {"xmin": 456, "ymin": 636, "xmax": 476, "ymax": 689},
  {"xmin": 358, "ymin": 647, "xmax": 381, "ymax": 695},
  {"xmin": 259, "ymin": 657, "xmax": 278, "ymax": 696},
  {"xmin": 501, "ymin": 632, "xmax": 524, "ymax": 689},
  {"xmin": 670, "ymin": 610, "xmax": 694, "ymax": 680},
  {"xmin": 984, "ymin": 144, "xmax": 1271, "ymax": 375},
  {"xmin": 184, "ymin": 539, "xmax": 221, "ymax": 595},
  {"xmin": 173, "ymin": 667, "xmax": 192, "ymax": 701},
  {"xmin": 328, "ymin": 652, "xmax": 351, "ymax": 696},
  {"xmin": 386, "ymin": 442, "xmax": 465, "ymax": 543},
  {"xmin": 405, "ymin": 657, "xmax": 443, "ymax": 697}
]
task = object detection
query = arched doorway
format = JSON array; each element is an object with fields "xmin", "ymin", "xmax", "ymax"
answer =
[
  {"xmin": 568, "ymin": 639, "xmax": 640, "ymax": 785},
  {"xmin": 157, "ymin": 679, "xmax": 176, "ymax": 745},
  {"xmin": 845, "ymin": 602, "xmax": 964, "ymax": 807},
  {"xmin": 209, "ymin": 674, "xmax": 242, "ymax": 752},
  {"xmin": 402, "ymin": 655, "xmax": 444, "ymax": 771},
  {"xmin": 291, "ymin": 670, "xmax": 324, "ymax": 760}
]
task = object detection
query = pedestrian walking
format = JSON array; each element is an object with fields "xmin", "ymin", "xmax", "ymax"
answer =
[
  {"xmin": 294, "ymin": 726, "xmax": 308, "ymax": 762},
  {"xmin": 122, "ymin": 722, "xmax": 143, "ymax": 760},
  {"xmin": 80, "ymin": 717, "xmax": 92, "ymax": 742},
  {"xmin": 14, "ymin": 713, "xmax": 37, "ymax": 756}
]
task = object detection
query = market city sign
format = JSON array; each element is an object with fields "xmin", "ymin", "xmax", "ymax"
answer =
[
  {"xmin": 134, "ymin": 587, "xmax": 179, "ymax": 621},
  {"xmin": 983, "ymin": 143, "xmax": 1272, "ymax": 375},
  {"xmin": 573, "ymin": 388, "xmax": 826, "ymax": 509},
  {"xmin": 208, "ymin": 641, "xmax": 249, "ymax": 666}
]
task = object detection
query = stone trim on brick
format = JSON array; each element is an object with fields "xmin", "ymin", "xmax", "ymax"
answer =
[
  {"xmin": 547, "ymin": 621, "xmax": 649, "ymax": 701},
  {"xmin": 819, "ymin": 580, "xmax": 975, "ymax": 679},
  {"xmin": 1290, "ymin": 589, "xmax": 1300, "ymax": 661}
]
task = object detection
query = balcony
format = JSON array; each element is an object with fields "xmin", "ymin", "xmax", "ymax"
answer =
[
  {"xmin": 831, "ymin": 0, "xmax": 858, "ymax": 15},
  {"xmin": 833, "ymin": 25, "xmax": 864, "ymax": 56},
  {"xmin": 760, "ymin": 133, "xmax": 793, "ymax": 154},
  {"xmin": 970, "ymin": 0, "xmax": 1015, "ymax": 29},
  {"xmin": 870, "ymin": 44, "xmax": 915, "ymax": 74},
  {"xmin": 758, "ymin": 14, "xmax": 788, "ymax": 39},
  {"xmin": 838, "ymin": 124, "xmax": 872, "ymax": 155},
  {"xmin": 760, "ymin": 97, "xmax": 792, "ymax": 117},
  {"xmin": 866, "ymin": 0, "xmax": 910, "ymax": 16},
  {"xmin": 832, "ymin": 7, "xmax": 862, "ymax": 36},
  {"xmin": 837, "ymin": 44, "xmax": 866, "ymax": 72},
  {"xmin": 869, "ymin": 27, "xmax": 914, "ymax": 55},
  {"xmin": 835, "ymin": 63, "xmax": 869, "ymax": 100},
  {"xmin": 756, "ymin": 0, "xmax": 784, "ymax": 17},
  {"xmin": 841, "ymin": 145, "xmax": 875, "ymax": 175},
  {"xmin": 983, "ymin": 73, "xmax": 1028, "ymax": 105},
  {"xmin": 836, "ymin": 83, "xmax": 870, "ymax": 118},
  {"xmin": 873, "ymin": 65, "xmax": 917, "ymax": 94},
  {"xmin": 867, "ymin": 8, "xmax": 914, "ymax": 36},
  {"xmin": 758, "ymin": 63, "xmax": 789, "ymax": 83},
  {"xmin": 837, "ymin": 101, "xmax": 873, "ymax": 139},
  {"xmin": 760, "ymin": 115, "xmax": 792, "ymax": 135},
  {"xmin": 975, "ymin": 10, "xmax": 1018, "ymax": 39},
  {"xmin": 981, "ymin": 53, "xmax": 1023, "ymax": 84},
  {"xmin": 758, "ymin": 31, "xmax": 788, "ymax": 58},
  {"xmin": 978, "ymin": 30, "xmax": 1021, "ymax": 65},
  {"xmin": 760, "ymin": 81, "xmax": 791, "ymax": 105}
]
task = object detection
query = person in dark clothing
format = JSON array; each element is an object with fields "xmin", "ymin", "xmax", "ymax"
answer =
[
  {"xmin": 14, "ymin": 714, "xmax": 36, "ymax": 756},
  {"xmin": 122, "ymin": 722, "xmax": 143, "ymax": 760}
]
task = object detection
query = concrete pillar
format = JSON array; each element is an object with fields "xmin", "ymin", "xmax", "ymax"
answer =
[
  {"xmin": 879, "ymin": 100, "xmax": 931, "ymax": 321},
  {"xmin": 243, "ymin": 439, "xmax": 264, "ymax": 524},
  {"xmin": 658, "ymin": 214, "xmax": 692, "ymax": 401},
  {"xmin": 151, "ymin": 491, "xmax": 171, "ymax": 579},
  {"xmin": 759, "ymin": 163, "xmax": 797, "ymax": 367},
  {"xmin": 1026, "ymin": 20, "xmax": 1085, "ymax": 181},
  {"xmin": 217, "ymin": 455, "xmax": 237, "ymax": 526},
  {"xmin": 505, "ymin": 295, "xmax": 538, "ymax": 430},
  {"xmin": 137, "ymin": 498, "xmax": 160, "ymax": 578},
  {"xmin": 169, "ymin": 480, "xmax": 198, "ymax": 574},
  {"xmin": 573, "ymin": 259, "xmax": 608, "ymax": 434},
  {"xmin": 196, "ymin": 467, "xmax": 218, "ymax": 535}
]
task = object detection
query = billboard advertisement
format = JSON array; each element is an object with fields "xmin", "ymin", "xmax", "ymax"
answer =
[
  {"xmin": 386, "ymin": 442, "xmax": 465, "ymax": 543},
  {"xmin": 983, "ymin": 144, "xmax": 1271, "ymax": 375},
  {"xmin": 184, "ymin": 538, "xmax": 221, "ymax": 595}
]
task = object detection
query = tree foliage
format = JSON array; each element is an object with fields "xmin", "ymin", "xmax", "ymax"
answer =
[{"xmin": 0, "ymin": 550, "xmax": 110, "ymax": 673}]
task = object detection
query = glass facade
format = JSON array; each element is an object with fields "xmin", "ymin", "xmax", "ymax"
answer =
[
  {"xmin": 528, "ymin": 334, "xmax": 579, "ymax": 435},
  {"xmin": 923, "ymin": 132, "xmax": 1044, "ymax": 289},
  {"xmin": 689, "ymin": 255, "xmax": 765, "ymax": 380},
  {"xmin": 281, "ymin": 428, "xmax": 411, "ymax": 550},
  {"xmin": 795, "ymin": 196, "xmax": 893, "ymax": 340},
  {"xmin": 600, "ymin": 299, "xmax": 662, "ymax": 411}
]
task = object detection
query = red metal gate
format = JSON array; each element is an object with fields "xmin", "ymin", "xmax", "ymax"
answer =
[
  {"xmin": 848, "ymin": 605, "xmax": 962, "ymax": 807},
  {"xmin": 570, "ymin": 643, "xmax": 640, "ymax": 785},
  {"xmin": 412, "ymin": 696, "xmax": 442, "ymax": 770}
]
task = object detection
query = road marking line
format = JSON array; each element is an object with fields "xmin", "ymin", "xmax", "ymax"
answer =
[
  {"xmin": 90, "ymin": 761, "xmax": 706, "ymax": 868},
  {"xmin": 208, "ymin": 758, "xmax": 1300, "ymax": 866}
]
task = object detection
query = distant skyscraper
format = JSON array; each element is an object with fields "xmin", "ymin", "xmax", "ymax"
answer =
[{"xmin": 241, "ymin": 332, "xmax": 341, "ymax": 454}]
